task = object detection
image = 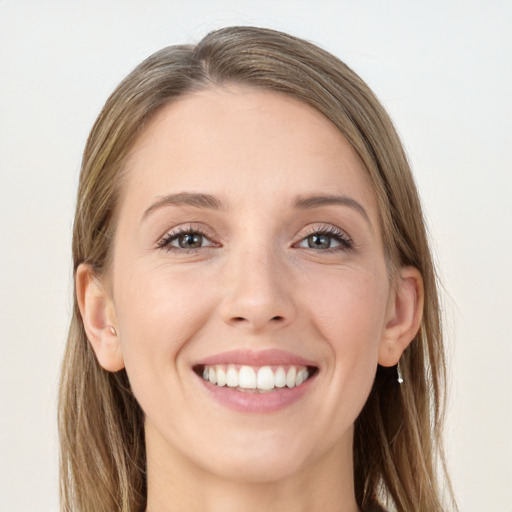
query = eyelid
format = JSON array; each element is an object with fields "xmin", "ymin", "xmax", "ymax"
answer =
[
  {"xmin": 156, "ymin": 223, "xmax": 219, "ymax": 251},
  {"xmin": 298, "ymin": 223, "xmax": 351, "ymax": 239},
  {"xmin": 155, "ymin": 222, "xmax": 354, "ymax": 253},
  {"xmin": 294, "ymin": 224, "xmax": 354, "ymax": 250}
]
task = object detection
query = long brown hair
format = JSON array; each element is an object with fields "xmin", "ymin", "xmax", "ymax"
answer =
[{"xmin": 59, "ymin": 26, "xmax": 455, "ymax": 512}]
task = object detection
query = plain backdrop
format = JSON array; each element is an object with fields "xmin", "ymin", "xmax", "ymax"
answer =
[{"xmin": 1, "ymin": 1, "xmax": 511, "ymax": 511}]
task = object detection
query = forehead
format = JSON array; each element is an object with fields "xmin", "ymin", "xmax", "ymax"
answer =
[{"xmin": 121, "ymin": 85, "xmax": 376, "ymax": 215}]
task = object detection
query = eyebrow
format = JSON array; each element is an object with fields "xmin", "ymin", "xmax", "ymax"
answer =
[
  {"xmin": 292, "ymin": 194, "xmax": 372, "ymax": 229},
  {"xmin": 142, "ymin": 191, "xmax": 372, "ymax": 229},
  {"xmin": 142, "ymin": 192, "xmax": 223, "ymax": 221}
]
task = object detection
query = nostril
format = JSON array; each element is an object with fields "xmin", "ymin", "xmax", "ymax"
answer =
[{"xmin": 226, "ymin": 313, "xmax": 290, "ymax": 328}]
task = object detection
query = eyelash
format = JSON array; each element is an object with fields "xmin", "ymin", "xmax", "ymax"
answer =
[
  {"xmin": 156, "ymin": 224, "xmax": 354, "ymax": 253},
  {"xmin": 298, "ymin": 225, "xmax": 354, "ymax": 252},
  {"xmin": 156, "ymin": 226, "xmax": 217, "ymax": 254}
]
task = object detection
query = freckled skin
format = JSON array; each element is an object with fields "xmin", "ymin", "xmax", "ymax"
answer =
[{"xmin": 110, "ymin": 86, "xmax": 394, "ymax": 512}]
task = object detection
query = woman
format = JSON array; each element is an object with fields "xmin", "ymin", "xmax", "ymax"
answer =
[{"xmin": 59, "ymin": 26, "xmax": 456, "ymax": 512}]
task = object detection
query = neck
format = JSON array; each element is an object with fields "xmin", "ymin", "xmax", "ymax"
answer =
[{"xmin": 145, "ymin": 422, "xmax": 359, "ymax": 512}]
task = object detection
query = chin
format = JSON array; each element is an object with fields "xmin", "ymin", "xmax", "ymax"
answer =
[
  {"xmin": 189, "ymin": 426, "xmax": 338, "ymax": 484},
  {"xmin": 201, "ymin": 449, "xmax": 311, "ymax": 484}
]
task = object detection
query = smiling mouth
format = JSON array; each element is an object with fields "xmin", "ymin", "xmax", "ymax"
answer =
[{"xmin": 193, "ymin": 364, "xmax": 318, "ymax": 393}]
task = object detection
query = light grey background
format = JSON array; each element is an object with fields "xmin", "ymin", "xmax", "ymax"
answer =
[{"xmin": 1, "ymin": 1, "xmax": 511, "ymax": 511}]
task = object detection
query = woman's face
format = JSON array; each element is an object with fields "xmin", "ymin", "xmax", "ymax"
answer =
[{"xmin": 109, "ymin": 85, "xmax": 394, "ymax": 482}]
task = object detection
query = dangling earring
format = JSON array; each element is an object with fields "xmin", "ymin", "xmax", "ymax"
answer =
[
  {"xmin": 109, "ymin": 325, "xmax": 117, "ymax": 336},
  {"xmin": 397, "ymin": 362, "xmax": 404, "ymax": 384}
]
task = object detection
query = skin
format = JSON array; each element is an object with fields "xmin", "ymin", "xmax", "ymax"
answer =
[{"xmin": 77, "ymin": 85, "xmax": 423, "ymax": 512}]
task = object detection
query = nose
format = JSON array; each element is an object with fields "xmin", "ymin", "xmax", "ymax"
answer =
[{"xmin": 219, "ymin": 246, "xmax": 296, "ymax": 332}]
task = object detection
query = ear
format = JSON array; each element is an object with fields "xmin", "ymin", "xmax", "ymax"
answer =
[
  {"xmin": 76, "ymin": 263, "xmax": 125, "ymax": 372},
  {"xmin": 378, "ymin": 266, "xmax": 424, "ymax": 367}
]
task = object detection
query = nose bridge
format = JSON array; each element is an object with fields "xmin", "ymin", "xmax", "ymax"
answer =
[{"xmin": 220, "ymin": 234, "xmax": 295, "ymax": 330}]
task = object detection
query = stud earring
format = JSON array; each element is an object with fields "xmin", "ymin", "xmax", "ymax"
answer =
[
  {"xmin": 397, "ymin": 362, "xmax": 404, "ymax": 384},
  {"xmin": 109, "ymin": 326, "xmax": 117, "ymax": 336}
]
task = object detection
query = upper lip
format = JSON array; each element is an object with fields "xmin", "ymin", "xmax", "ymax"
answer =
[{"xmin": 193, "ymin": 349, "xmax": 318, "ymax": 368}]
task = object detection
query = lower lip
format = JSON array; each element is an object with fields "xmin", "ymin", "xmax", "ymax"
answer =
[{"xmin": 197, "ymin": 373, "xmax": 316, "ymax": 413}]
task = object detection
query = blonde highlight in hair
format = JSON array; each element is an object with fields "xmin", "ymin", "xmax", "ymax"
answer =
[{"xmin": 59, "ymin": 26, "xmax": 455, "ymax": 512}]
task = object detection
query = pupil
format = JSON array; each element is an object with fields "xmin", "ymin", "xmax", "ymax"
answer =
[
  {"xmin": 179, "ymin": 233, "xmax": 202, "ymax": 248},
  {"xmin": 309, "ymin": 234, "xmax": 330, "ymax": 249}
]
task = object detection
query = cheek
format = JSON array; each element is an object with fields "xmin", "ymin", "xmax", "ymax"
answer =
[
  {"xmin": 305, "ymin": 267, "xmax": 388, "ymax": 346},
  {"xmin": 112, "ymin": 264, "xmax": 217, "ymax": 399},
  {"xmin": 116, "ymin": 260, "xmax": 212, "ymax": 333},
  {"xmin": 301, "ymin": 267, "xmax": 388, "ymax": 408}
]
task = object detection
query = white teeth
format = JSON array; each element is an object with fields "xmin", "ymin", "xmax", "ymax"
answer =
[
  {"xmin": 201, "ymin": 364, "xmax": 311, "ymax": 391},
  {"xmin": 257, "ymin": 366, "xmax": 274, "ymax": 390},
  {"xmin": 274, "ymin": 367, "xmax": 286, "ymax": 388},
  {"xmin": 216, "ymin": 366, "xmax": 226, "ymax": 387},
  {"xmin": 286, "ymin": 367, "xmax": 297, "ymax": 388},
  {"xmin": 239, "ymin": 366, "xmax": 257, "ymax": 389},
  {"xmin": 226, "ymin": 365, "xmax": 239, "ymax": 387}
]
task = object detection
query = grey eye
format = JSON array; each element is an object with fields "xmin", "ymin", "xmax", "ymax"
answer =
[
  {"xmin": 176, "ymin": 233, "xmax": 204, "ymax": 248},
  {"xmin": 301, "ymin": 234, "xmax": 341, "ymax": 250},
  {"xmin": 159, "ymin": 228, "xmax": 216, "ymax": 252}
]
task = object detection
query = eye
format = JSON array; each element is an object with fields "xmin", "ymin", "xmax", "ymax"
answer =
[
  {"xmin": 302, "ymin": 233, "xmax": 339, "ymax": 249},
  {"xmin": 157, "ymin": 227, "xmax": 216, "ymax": 252},
  {"xmin": 297, "ymin": 226, "xmax": 353, "ymax": 251}
]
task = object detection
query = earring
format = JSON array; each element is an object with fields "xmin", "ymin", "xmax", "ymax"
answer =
[
  {"xmin": 109, "ymin": 326, "xmax": 117, "ymax": 336},
  {"xmin": 397, "ymin": 362, "xmax": 404, "ymax": 384}
]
